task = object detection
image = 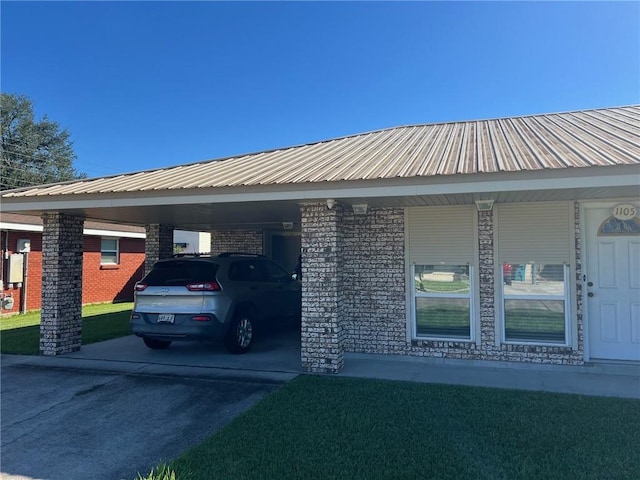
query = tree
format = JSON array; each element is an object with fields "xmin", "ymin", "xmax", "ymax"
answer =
[{"xmin": 1, "ymin": 93, "xmax": 86, "ymax": 190}]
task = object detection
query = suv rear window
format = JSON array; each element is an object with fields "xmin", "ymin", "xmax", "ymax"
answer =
[{"xmin": 143, "ymin": 260, "xmax": 219, "ymax": 286}]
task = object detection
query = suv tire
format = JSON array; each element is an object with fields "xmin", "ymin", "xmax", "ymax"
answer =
[
  {"xmin": 143, "ymin": 337, "xmax": 172, "ymax": 350},
  {"xmin": 224, "ymin": 310, "xmax": 254, "ymax": 354}
]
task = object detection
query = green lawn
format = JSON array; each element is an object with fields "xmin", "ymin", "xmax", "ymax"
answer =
[
  {"xmin": 153, "ymin": 375, "xmax": 639, "ymax": 480},
  {"xmin": 0, "ymin": 302, "xmax": 133, "ymax": 354}
]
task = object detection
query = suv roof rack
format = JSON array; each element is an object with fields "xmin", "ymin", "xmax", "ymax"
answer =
[
  {"xmin": 172, "ymin": 253, "xmax": 214, "ymax": 258},
  {"xmin": 217, "ymin": 252, "xmax": 266, "ymax": 258}
]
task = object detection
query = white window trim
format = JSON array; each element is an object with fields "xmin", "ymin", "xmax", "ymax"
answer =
[
  {"xmin": 101, "ymin": 237, "xmax": 120, "ymax": 265},
  {"xmin": 500, "ymin": 263, "xmax": 571, "ymax": 347},
  {"xmin": 411, "ymin": 263, "xmax": 476, "ymax": 343}
]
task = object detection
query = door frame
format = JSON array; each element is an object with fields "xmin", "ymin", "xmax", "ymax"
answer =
[{"xmin": 580, "ymin": 199, "xmax": 640, "ymax": 362}]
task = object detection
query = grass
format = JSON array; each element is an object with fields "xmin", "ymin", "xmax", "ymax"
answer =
[
  {"xmin": 160, "ymin": 375, "xmax": 640, "ymax": 480},
  {"xmin": 416, "ymin": 280, "xmax": 470, "ymax": 293},
  {"xmin": 0, "ymin": 302, "xmax": 133, "ymax": 354}
]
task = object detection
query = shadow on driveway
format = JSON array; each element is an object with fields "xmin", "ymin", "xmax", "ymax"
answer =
[{"xmin": 1, "ymin": 328, "xmax": 300, "ymax": 480}]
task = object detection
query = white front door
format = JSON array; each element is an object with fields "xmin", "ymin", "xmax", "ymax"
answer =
[{"xmin": 585, "ymin": 205, "xmax": 640, "ymax": 361}]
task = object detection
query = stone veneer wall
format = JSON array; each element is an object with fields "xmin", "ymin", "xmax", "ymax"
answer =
[
  {"xmin": 342, "ymin": 207, "xmax": 406, "ymax": 353},
  {"xmin": 299, "ymin": 203, "xmax": 345, "ymax": 373},
  {"xmin": 210, "ymin": 230, "xmax": 264, "ymax": 255},
  {"xmin": 145, "ymin": 224, "xmax": 174, "ymax": 274},
  {"xmin": 40, "ymin": 213, "xmax": 84, "ymax": 355},
  {"xmin": 339, "ymin": 205, "xmax": 585, "ymax": 365}
]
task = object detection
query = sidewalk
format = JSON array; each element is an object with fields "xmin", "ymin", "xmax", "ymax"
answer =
[
  {"xmin": 4, "ymin": 333, "xmax": 639, "ymax": 399},
  {"xmin": 341, "ymin": 352, "xmax": 640, "ymax": 399}
]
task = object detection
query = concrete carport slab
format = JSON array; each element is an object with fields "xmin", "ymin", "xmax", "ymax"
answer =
[{"xmin": 57, "ymin": 327, "xmax": 303, "ymax": 375}]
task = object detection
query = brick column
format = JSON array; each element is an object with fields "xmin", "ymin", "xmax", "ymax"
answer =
[
  {"xmin": 145, "ymin": 224, "xmax": 174, "ymax": 274},
  {"xmin": 40, "ymin": 213, "xmax": 84, "ymax": 355},
  {"xmin": 300, "ymin": 202, "xmax": 345, "ymax": 373},
  {"xmin": 478, "ymin": 210, "xmax": 497, "ymax": 350},
  {"xmin": 210, "ymin": 230, "xmax": 264, "ymax": 255}
]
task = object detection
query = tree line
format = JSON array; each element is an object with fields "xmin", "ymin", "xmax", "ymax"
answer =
[{"xmin": 1, "ymin": 92, "xmax": 86, "ymax": 190}]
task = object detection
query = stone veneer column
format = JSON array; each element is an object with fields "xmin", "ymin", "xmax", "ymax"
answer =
[
  {"xmin": 300, "ymin": 202, "xmax": 345, "ymax": 373},
  {"xmin": 145, "ymin": 224, "xmax": 174, "ymax": 274},
  {"xmin": 574, "ymin": 201, "xmax": 584, "ymax": 354},
  {"xmin": 477, "ymin": 210, "xmax": 497, "ymax": 350},
  {"xmin": 210, "ymin": 230, "xmax": 264, "ymax": 255},
  {"xmin": 40, "ymin": 213, "xmax": 84, "ymax": 355}
]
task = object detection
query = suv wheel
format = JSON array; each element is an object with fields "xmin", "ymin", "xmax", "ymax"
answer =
[
  {"xmin": 143, "ymin": 337, "xmax": 172, "ymax": 350},
  {"xmin": 224, "ymin": 311, "xmax": 254, "ymax": 354}
]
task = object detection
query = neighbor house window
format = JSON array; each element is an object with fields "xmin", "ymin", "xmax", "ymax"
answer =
[
  {"xmin": 502, "ymin": 263, "xmax": 568, "ymax": 344},
  {"xmin": 413, "ymin": 264, "xmax": 472, "ymax": 339},
  {"xmin": 101, "ymin": 237, "xmax": 119, "ymax": 265}
]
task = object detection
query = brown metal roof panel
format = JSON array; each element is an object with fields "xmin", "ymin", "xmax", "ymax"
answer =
[
  {"xmin": 475, "ymin": 121, "xmax": 495, "ymax": 173},
  {"xmin": 486, "ymin": 120, "xmax": 518, "ymax": 171},
  {"xmin": 499, "ymin": 119, "xmax": 544, "ymax": 171},
  {"xmin": 338, "ymin": 128, "xmax": 413, "ymax": 180},
  {"xmin": 564, "ymin": 112, "xmax": 640, "ymax": 164},
  {"xmin": 185, "ymin": 151, "xmax": 278, "ymax": 187},
  {"xmin": 590, "ymin": 107, "xmax": 640, "ymax": 133},
  {"xmin": 374, "ymin": 126, "xmax": 432, "ymax": 178},
  {"xmin": 436, "ymin": 122, "xmax": 465, "ymax": 175},
  {"xmin": 545, "ymin": 114, "xmax": 626, "ymax": 167},
  {"xmin": 514, "ymin": 117, "xmax": 570, "ymax": 169},
  {"xmin": 574, "ymin": 112, "xmax": 640, "ymax": 154},
  {"xmin": 267, "ymin": 138, "xmax": 358, "ymax": 184},
  {"xmin": 295, "ymin": 133, "xmax": 383, "ymax": 183},
  {"xmin": 532, "ymin": 116, "xmax": 603, "ymax": 167},
  {"xmin": 415, "ymin": 124, "xmax": 457, "ymax": 176},
  {"xmin": 393, "ymin": 125, "xmax": 441, "ymax": 177}
]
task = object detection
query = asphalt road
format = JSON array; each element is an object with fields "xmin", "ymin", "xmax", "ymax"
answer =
[{"xmin": 1, "ymin": 360, "xmax": 290, "ymax": 480}]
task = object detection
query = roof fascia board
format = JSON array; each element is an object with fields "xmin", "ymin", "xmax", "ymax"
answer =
[
  {"xmin": 0, "ymin": 222, "xmax": 145, "ymax": 238},
  {"xmin": 2, "ymin": 166, "xmax": 638, "ymax": 212}
]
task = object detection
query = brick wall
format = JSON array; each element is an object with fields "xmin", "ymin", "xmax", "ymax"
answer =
[
  {"xmin": 1, "ymin": 232, "xmax": 144, "ymax": 313},
  {"xmin": 145, "ymin": 224, "xmax": 174, "ymax": 274},
  {"xmin": 82, "ymin": 236, "xmax": 145, "ymax": 304},
  {"xmin": 40, "ymin": 213, "xmax": 84, "ymax": 355},
  {"xmin": 210, "ymin": 230, "xmax": 264, "ymax": 255},
  {"xmin": 1, "ymin": 232, "xmax": 43, "ymax": 312}
]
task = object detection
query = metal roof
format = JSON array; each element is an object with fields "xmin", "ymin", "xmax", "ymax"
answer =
[{"xmin": 3, "ymin": 105, "xmax": 639, "ymax": 198}]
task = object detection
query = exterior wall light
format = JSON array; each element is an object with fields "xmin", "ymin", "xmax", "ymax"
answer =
[
  {"xmin": 326, "ymin": 199, "xmax": 336, "ymax": 209},
  {"xmin": 282, "ymin": 222, "xmax": 293, "ymax": 230},
  {"xmin": 352, "ymin": 204, "xmax": 368, "ymax": 215},
  {"xmin": 475, "ymin": 199, "xmax": 495, "ymax": 212}
]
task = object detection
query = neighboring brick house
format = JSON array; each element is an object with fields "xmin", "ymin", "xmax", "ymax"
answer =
[
  {"xmin": 2, "ymin": 105, "xmax": 639, "ymax": 370},
  {"xmin": 0, "ymin": 213, "xmax": 145, "ymax": 314}
]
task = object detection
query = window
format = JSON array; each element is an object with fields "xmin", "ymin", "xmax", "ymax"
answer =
[
  {"xmin": 228, "ymin": 260, "xmax": 265, "ymax": 282},
  {"xmin": 143, "ymin": 260, "xmax": 219, "ymax": 286},
  {"xmin": 413, "ymin": 264, "xmax": 472, "ymax": 339},
  {"xmin": 101, "ymin": 238, "xmax": 119, "ymax": 265},
  {"xmin": 502, "ymin": 263, "xmax": 568, "ymax": 344},
  {"xmin": 263, "ymin": 260, "xmax": 291, "ymax": 283}
]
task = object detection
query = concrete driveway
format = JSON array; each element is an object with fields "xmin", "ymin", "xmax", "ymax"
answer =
[{"xmin": 0, "ymin": 329, "xmax": 300, "ymax": 480}]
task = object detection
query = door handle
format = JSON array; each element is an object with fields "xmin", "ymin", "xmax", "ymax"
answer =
[
  {"xmin": 587, "ymin": 282, "xmax": 593, "ymax": 287},
  {"xmin": 587, "ymin": 292, "xmax": 594, "ymax": 297}
]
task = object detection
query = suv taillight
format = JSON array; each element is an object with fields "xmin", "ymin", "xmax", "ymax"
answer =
[
  {"xmin": 135, "ymin": 283, "xmax": 147, "ymax": 291},
  {"xmin": 186, "ymin": 281, "xmax": 221, "ymax": 291}
]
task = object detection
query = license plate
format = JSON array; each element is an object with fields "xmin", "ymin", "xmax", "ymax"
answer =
[{"xmin": 157, "ymin": 313, "xmax": 175, "ymax": 324}]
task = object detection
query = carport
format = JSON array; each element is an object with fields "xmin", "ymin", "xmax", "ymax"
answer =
[{"xmin": 2, "ymin": 106, "xmax": 639, "ymax": 373}]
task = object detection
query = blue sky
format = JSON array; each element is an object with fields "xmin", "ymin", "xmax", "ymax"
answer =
[{"xmin": 2, "ymin": 1, "xmax": 639, "ymax": 178}]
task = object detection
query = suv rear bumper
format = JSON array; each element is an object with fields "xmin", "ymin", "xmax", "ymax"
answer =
[{"xmin": 130, "ymin": 313, "xmax": 228, "ymax": 341}]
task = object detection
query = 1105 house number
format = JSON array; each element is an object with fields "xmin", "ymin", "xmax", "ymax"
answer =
[{"xmin": 612, "ymin": 204, "xmax": 637, "ymax": 220}]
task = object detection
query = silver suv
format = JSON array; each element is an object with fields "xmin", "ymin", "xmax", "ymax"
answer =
[{"xmin": 130, "ymin": 253, "xmax": 301, "ymax": 353}]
